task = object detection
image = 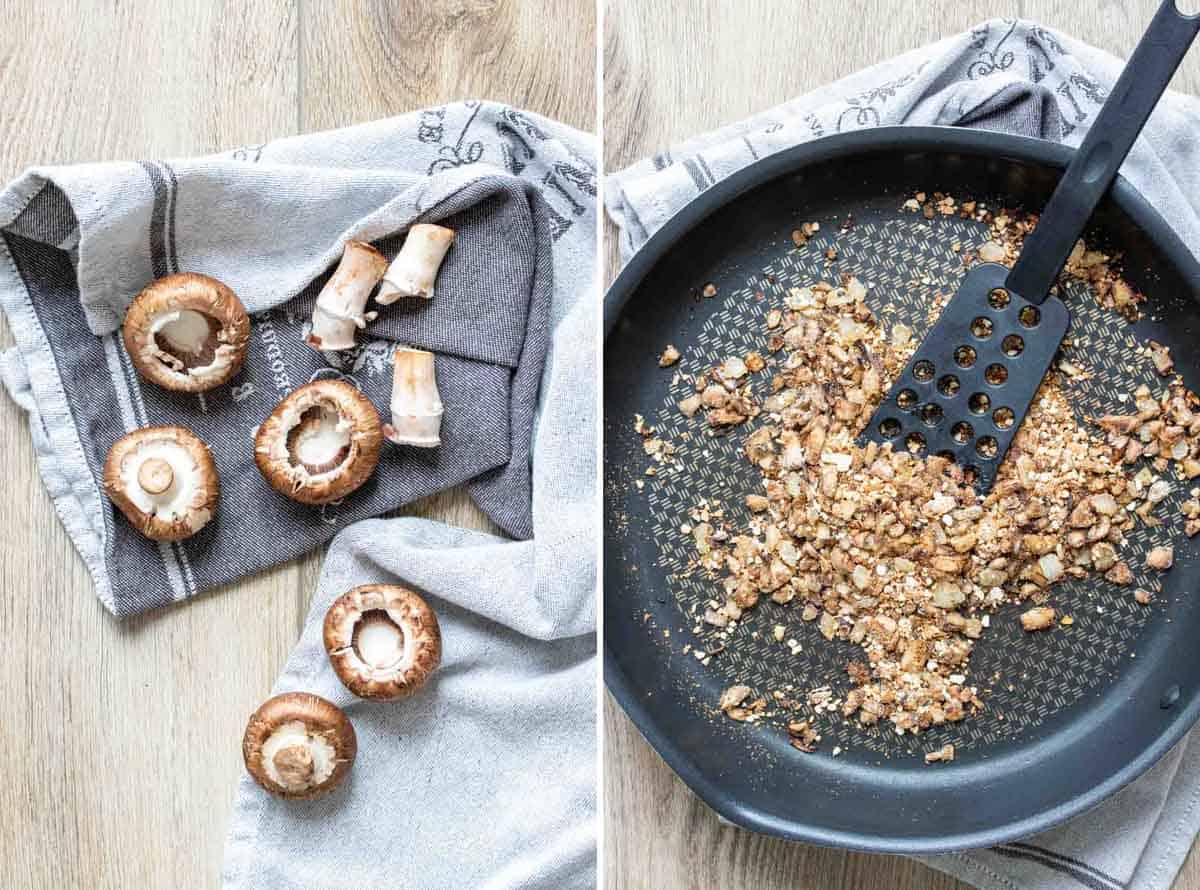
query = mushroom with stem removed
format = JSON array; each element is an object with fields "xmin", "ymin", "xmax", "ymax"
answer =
[
  {"xmin": 122, "ymin": 273, "xmax": 250, "ymax": 392},
  {"xmin": 254, "ymin": 380, "xmax": 383, "ymax": 504},
  {"xmin": 375, "ymin": 224, "xmax": 455, "ymax": 304},
  {"xmin": 306, "ymin": 240, "xmax": 389, "ymax": 352},
  {"xmin": 242, "ymin": 692, "xmax": 356, "ymax": 799},
  {"xmin": 323, "ymin": 584, "xmax": 442, "ymax": 700},
  {"xmin": 382, "ymin": 347, "xmax": 443, "ymax": 448},
  {"xmin": 103, "ymin": 425, "xmax": 219, "ymax": 541}
]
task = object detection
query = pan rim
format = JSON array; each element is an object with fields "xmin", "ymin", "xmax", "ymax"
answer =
[{"xmin": 603, "ymin": 124, "xmax": 1200, "ymax": 854}]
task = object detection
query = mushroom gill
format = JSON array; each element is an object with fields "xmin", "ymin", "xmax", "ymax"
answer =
[
  {"xmin": 286, "ymin": 405, "xmax": 352, "ymax": 475},
  {"xmin": 254, "ymin": 380, "xmax": 382, "ymax": 504},
  {"xmin": 123, "ymin": 273, "xmax": 250, "ymax": 392},
  {"xmin": 352, "ymin": 610, "xmax": 406, "ymax": 669},
  {"xmin": 152, "ymin": 309, "xmax": 222, "ymax": 371},
  {"xmin": 323, "ymin": 584, "xmax": 442, "ymax": 701}
]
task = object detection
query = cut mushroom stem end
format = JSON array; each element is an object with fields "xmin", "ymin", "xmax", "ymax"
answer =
[
  {"xmin": 376, "ymin": 224, "xmax": 455, "ymax": 304},
  {"xmin": 383, "ymin": 348, "xmax": 444, "ymax": 449},
  {"xmin": 308, "ymin": 240, "xmax": 389, "ymax": 352},
  {"xmin": 242, "ymin": 692, "xmax": 356, "ymax": 799},
  {"xmin": 323, "ymin": 584, "xmax": 442, "ymax": 701},
  {"xmin": 103, "ymin": 426, "xmax": 219, "ymax": 541},
  {"xmin": 137, "ymin": 457, "xmax": 174, "ymax": 495}
]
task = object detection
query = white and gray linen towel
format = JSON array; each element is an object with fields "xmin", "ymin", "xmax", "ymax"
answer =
[
  {"xmin": 221, "ymin": 106, "xmax": 597, "ymax": 890},
  {"xmin": 0, "ymin": 102, "xmax": 595, "ymax": 617},
  {"xmin": 215, "ymin": 107, "xmax": 597, "ymax": 890},
  {"xmin": 2, "ymin": 102, "xmax": 597, "ymax": 889},
  {"xmin": 606, "ymin": 19, "xmax": 1200, "ymax": 890}
]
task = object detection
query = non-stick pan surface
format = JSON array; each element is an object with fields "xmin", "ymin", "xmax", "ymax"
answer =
[{"xmin": 604, "ymin": 127, "xmax": 1200, "ymax": 853}]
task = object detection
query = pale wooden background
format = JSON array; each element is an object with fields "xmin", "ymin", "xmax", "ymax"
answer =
[
  {"xmin": 0, "ymin": 2, "xmax": 594, "ymax": 888},
  {"xmin": 604, "ymin": 1, "xmax": 1200, "ymax": 888}
]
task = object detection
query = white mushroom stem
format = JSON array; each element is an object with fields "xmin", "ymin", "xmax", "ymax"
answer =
[
  {"xmin": 260, "ymin": 721, "xmax": 338, "ymax": 792},
  {"xmin": 120, "ymin": 441, "xmax": 205, "ymax": 523},
  {"xmin": 376, "ymin": 224, "xmax": 455, "ymax": 304},
  {"xmin": 383, "ymin": 348, "xmax": 443, "ymax": 448},
  {"xmin": 308, "ymin": 241, "xmax": 388, "ymax": 351}
]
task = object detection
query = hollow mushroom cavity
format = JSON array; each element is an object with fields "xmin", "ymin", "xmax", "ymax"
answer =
[
  {"xmin": 254, "ymin": 379, "xmax": 382, "ymax": 504},
  {"xmin": 103, "ymin": 425, "xmax": 219, "ymax": 541},
  {"xmin": 242, "ymin": 692, "xmax": 356, "ymax": 799},
  {"xmin": 375, "ymin": 223, "xmax": 455, "ymax": 304},
  {"xmin": 382, "ymin": 347, "xmax": 444, "ymax": 448},
  {"xmin": 306, "ymin": 240, "xmax": 389, "ymax": 351},
  {"xmin": 122, "ymin": 272, "xmax": 250, "ymax": 392},
  {"xmin": 323, "ymin": 584, "xmax": 442, "ymax": 701}
]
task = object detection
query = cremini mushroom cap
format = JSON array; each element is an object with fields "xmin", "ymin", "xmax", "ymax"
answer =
[
  {"xmin": 122, "ymin": 272, "xmax": 250, "ymax": 392},
  {"xmin": 323, "ymin": 584, "xmax": 442, "ymax": 700},
  {"xmin": 102, "ymin": 425, "xmax": 219, "ymax": 541},
  {"xmin": 242, "ymin": 692, "xmax": 356, "ymax": 799},
  {"xmin": 254, "ymin": 379, "xmax": 382, "ymax": 504}
]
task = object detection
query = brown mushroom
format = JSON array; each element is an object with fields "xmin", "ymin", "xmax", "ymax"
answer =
[
  {"xmin": 306, "ymin": 240, "xmax": 389, "ymax": 352},
  {"xmin": 122, "ymin": 273, "xmax": 250, "ymax": 392},
  {"xmin": 242, "ymin": 692, "xmax": 356, "ymax": 799},
  {"xmin": 323, "ymin": 584, "xmax": 441, "ymax": 700},
  {"xmin": 103, "ymin": 425, "xmax": 219, "ymax": 541},
  {"xmin": 254, "ymin": 379, "xmax": 382, "ymax": 504}
]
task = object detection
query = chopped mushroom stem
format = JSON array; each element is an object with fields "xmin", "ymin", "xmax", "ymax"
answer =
[
  {"xmin": 122, "ymin": 273, "xmax": 250, "ymax": 392},
  {"xmin": 376, "ymin": 224, "xmax": 455, "ymax": 304},
  {"xmin": 382, "ymin": 348, "xmax": 443, "ymax": 448},
  {"xmin": 242, "ymin": 693, "xmax": 356, "ymax": 799},
  {"xmin": 324, "ymin": 584, "xmax": 442, "ymax": 700},
  {"xmin": 255, "ymin": 380, "xmax": 383, "ymax": 504},
  {"xmin": 307, "ymin": 240, "xmax": 389, "ymax": 351},
  {"xmin": 103, "ymin": 426, "xmax": 219, "ymax": 541}
]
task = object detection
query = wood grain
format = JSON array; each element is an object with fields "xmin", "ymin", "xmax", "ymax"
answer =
[
  {"xmin": 603, "ymin": 2, "xmax": 1200, "ymax": 889},
  {"xmin": 0, "ymin": 1, "xmax": 594, "ymax": 888}
]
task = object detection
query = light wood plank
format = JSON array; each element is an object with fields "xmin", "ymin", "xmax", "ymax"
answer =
[
  {"xmin": 0, "ymin": 4, "xmax": 300, "ymax": 887},
  {"xmin": 300, "ymin": 0, "xmax": 596, "ymax": 134},
  {"xmin": 603, "ymin": 2, "xmax": 1200, "ymax": 888}
]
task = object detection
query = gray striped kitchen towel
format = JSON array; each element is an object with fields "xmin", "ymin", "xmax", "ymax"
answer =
[
  {"xmin": 222, "ymin": 108, "xmax": 597, "ymax": 888},
  {"xmin": 0, "ymin": 101, "xmax": 597, "ymax": 617},
  {"xmin": 606, "ymin": 19, "xmax": 1200, "ymax": 890}
]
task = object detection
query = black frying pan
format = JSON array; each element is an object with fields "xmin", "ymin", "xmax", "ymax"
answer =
[{"xmin": 604, "ymin": 127, "xmax": 1200, "ymax": 853}]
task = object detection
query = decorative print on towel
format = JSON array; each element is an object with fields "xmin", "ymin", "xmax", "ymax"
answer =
[
  {"xmin": 835, "ymin": 64, "xmax": 927, "ymax": 131},
  {"xmin": 967, "ymin": 19, "xmax": 1019, "ymax": 79}
]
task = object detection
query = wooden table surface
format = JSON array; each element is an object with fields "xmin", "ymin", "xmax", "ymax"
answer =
[
  {"xmin": 0, "ymin": 2, "xmax": 593, "ymax": 887},
  {"xmin": 603, "ymin": 1, "xmax": 1200, "ymax": 888}
]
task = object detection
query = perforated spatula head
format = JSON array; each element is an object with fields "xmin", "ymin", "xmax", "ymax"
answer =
[
  {"xmin": 863, "ymin": 0, "xmax": 1200, "ymax": 493},
  {"xmin": 862, "ymin": 263, "xmax": 1069, "ymax": 492}
]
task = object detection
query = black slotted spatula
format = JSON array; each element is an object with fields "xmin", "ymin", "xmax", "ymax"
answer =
[{"xmin": 863, "ymin": 0, "xmax": 1200, "ymax": 493}]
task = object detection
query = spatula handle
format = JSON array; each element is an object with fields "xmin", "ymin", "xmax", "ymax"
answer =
[{"xmin": 1006, "ymin": 0, "xmax": 1200, "ymax": 305}]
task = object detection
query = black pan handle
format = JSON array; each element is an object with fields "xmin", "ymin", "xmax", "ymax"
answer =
[{"xmin": 1006, "ymin": 0, "xmax": 1200, "ymax": 304}]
